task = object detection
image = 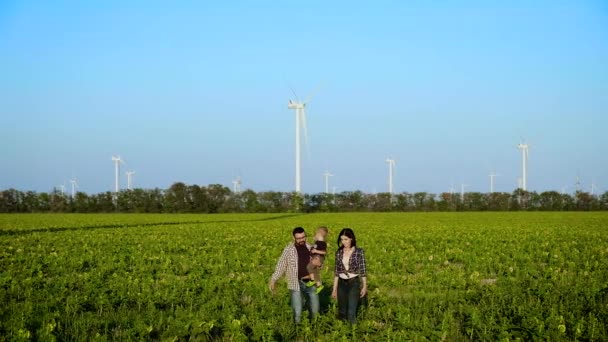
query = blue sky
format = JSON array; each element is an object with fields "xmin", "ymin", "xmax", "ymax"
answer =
[{"xmin": 1, "ymin": 1, "xmax": 607, "ymax": 195}]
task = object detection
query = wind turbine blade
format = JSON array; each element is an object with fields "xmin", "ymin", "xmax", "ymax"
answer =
[
  {"xmin": 301, "ymin": 108, "xmax": 311, "ymax": 160},
  {"xmin": 289, "ymin": 86, "xmax": 299, "ymax": 102},
  {"xmin": 304, "ymin": 82, "xmax": 324, "ymax": 104}
]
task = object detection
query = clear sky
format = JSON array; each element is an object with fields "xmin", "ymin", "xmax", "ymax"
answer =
[{"xmin": 1, "ymin": 1, "xmax": 607, "ymax": 195}]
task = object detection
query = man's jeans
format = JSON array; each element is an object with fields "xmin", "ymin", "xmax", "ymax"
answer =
[
  {"xmin": 290, "ymin": 280, "xmax": 320, "ymax": 323},
  {"xmin": 337, "ymin": 277, "xmax": 361, "ymax": 324}
]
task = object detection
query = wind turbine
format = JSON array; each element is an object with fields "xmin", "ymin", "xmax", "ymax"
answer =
[
  {"xmin": 288, "ymin": 89, "xmax": 314, "ymax": 193},
  {"xmin": 386, "ymin": 158, "xmax": 396, "ymax": 194},
  {"xmin": 460, "ymin": 183, "xmax": 468, "ymax": 200},
  {"xmin": 126, "ymin": 171, "xmax": 135, "ymax": 190},
  {"xmin": 323, "ymin": 171, "xmax": 333, "ymax": 193},
  {"xmin": 517, "ymin": 141, "xmax": 529, "ymax": 191},
  {"xmin": 58, "ymin": 183, "xmax": 66, "ymax": 196},
  {"xmin": 590, "ymin": 181, "xmax": 597, "ymax": 196},
  {"xmin": 332, "ymin": 186, "xmax": 337, "ymax": 195},
  {"xmin": 489, "ymin": 171, "xmax": 500, "ymax": 193},
  {"xmin": 111, "ymin": 155, "xmax": 124, "ymax": 193},
  {"xmin": 69, "ymin": 179, "xmax": 78, "ymax": 198},
  {"xmin": 232, "ymin": 176, "xmax": 242, "ymax": 194}
]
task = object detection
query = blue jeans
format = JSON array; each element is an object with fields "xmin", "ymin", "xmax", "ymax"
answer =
[
  {"xmin": 337, "ymin": 277, "xmax": 361, "ymax": 324},
  {"xmin": 290, "ymin": 280, "xmax": 320, "ymax": 323}
]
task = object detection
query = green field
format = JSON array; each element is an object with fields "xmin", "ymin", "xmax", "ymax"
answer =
[{"xmin": 1, "ymin": 212, "xmax": 607, "ymax": 341}]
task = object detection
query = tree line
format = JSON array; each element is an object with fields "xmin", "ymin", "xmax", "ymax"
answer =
[{"xmin": 1, "ymin": 182, "xmax": 606, "ymax": 213}]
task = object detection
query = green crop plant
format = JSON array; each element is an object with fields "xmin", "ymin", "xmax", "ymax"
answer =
[{"xmin": 0, "ymin": 212, "xmax": 606, "ymax": 340}]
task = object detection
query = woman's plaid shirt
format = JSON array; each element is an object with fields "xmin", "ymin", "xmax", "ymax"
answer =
[
  {"xmin": 334, "ymin": 247, "xmax": 367, "ymax": 277},
  {"xmin": 271, "ymin": 242, "xmax": 313, "ymax": 291}
]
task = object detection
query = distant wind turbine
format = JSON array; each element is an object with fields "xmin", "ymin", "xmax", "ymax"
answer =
[
  {"xmin": 232, "ymin": 176, "xmax": 242, "ymax": 194},
  {"xmin": 461, "ymin": 184, "xmax": 468, "ymax": 200},
  {"xmin": 69, "ymin": 179, "xmax": 78, "ymax": 198},
  {"xmin": 111, "ymin": 155, "xmax": 124, "ymax": 193},
  {"xmin": 126, "ymin": 171, "xmax": 135, "ymax": 190},
  {"xmin": 58, "ymin": 184, "xmax": 66, "ymax": 196},
  {"xmin": 323, "ymin": 171, "xmax": 333, "ymax": 194},
  {"xmin": 489, "ymin": 171, "xmax": 500, "ymax": 193},
  {"xmin": 386, "ymin": 158, "xmax": 396, "ymax": 194},
  {"xmin": 517, "ymin": 141, "xmax": 529, "ymax": 191}
]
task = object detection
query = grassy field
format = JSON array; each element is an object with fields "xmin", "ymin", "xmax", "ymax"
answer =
[{"xmin": 1, "ymin": 212, "xmax": 607, "ymax": 341}]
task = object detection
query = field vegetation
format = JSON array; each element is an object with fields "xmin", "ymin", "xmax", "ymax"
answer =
[{"xmin": 1, "ymin": 212, "xmax": 607, "ymax": 341}]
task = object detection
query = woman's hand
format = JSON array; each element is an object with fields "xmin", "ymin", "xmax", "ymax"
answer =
[
  {"xmin": 331, "ymin": 288, "xmax": 338, "ymax": 299},
  {"xmin": 359, "ymin": 285, "xmax": 367, "ymax": 298}
]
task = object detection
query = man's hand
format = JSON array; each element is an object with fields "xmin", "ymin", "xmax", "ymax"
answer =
[{"xmin": 268, "ymin": 279, "xmax": 276, "ymax": 295}]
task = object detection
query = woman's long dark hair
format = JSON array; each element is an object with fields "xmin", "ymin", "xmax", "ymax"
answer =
[{"xmin": 337, "ymin": 228, "xmax": 357, "ymax": 249}]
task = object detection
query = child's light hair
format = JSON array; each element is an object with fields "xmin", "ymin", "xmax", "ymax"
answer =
[{"xmin": 316, "ymin": 226, "xmax": 328, "ymax": 234}]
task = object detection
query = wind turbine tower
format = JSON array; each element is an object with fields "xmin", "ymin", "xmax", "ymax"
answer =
[
  {"xmin": 386, "ymin": 158, "xmax": 396, "ymax": 194},
  {"xmin": 489, "ymin": 172, "xmax": 500, "ymax": 193},
  {"xmin": 69, "ymin": 179, "xmax": 78, "ymax": 198},
  {"xmin": 232, "ymin": 176, "xmax": 242, "ymax": 194},
  {"xmin": 461, "ymin": 184, "xmax": 469, "ymax": 201},
  {"xmin": 323, "ymin": 171, "xmax": 333, "ymax": 193},
  {"xmin": 517, "ymin": 142, "xmax": 529, "ymax": 191},
  {"xmin": 58, "ymin": 184, "xmax": 65, "ymax": 196},
  {"xmin": 287, "ymin": 91, "xmax": 312, "ymax": 193},
  {"xmin": 111, "ymin": 156, "xmax": 123, "ymax": 193},
  {"xmin": 126, "ymin": 171, "xmax": 135, "ymax": 190}
]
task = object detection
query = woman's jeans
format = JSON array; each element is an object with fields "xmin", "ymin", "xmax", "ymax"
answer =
[
  {"xmin": 290, "ymin": 279, "xmax": 320, "ymax": 323},
  {"xmin": 338, "ymin": 277, "xmax": 360, "ymax": 324}
]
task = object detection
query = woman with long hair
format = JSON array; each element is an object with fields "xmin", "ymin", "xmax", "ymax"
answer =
[{"xmin": 331, "ymin": 228, "xmax": 368, "ymax": 324}]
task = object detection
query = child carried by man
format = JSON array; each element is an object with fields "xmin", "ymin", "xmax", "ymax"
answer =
[{"xmin": 304, "ymin": 226, "xmax": 328, "ymax": 294}]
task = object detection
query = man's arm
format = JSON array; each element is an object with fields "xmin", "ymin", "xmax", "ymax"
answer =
[{"xmin": 269, "ymin": 246, "xmax": 289, "ymax": 293}]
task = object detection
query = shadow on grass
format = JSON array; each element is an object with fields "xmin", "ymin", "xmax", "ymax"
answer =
[{"xmin": 0, "ymin": 213, "xmax": 303, "ymax": 236}]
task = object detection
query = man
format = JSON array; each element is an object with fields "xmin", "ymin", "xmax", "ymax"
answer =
[{"xmin": 269, "ymin": 227, "xmax": 319, "ymax": 323}]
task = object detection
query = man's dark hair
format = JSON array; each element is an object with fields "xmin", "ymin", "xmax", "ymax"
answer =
[
  {"xmin": 292, "ymin": 227, "xmax": 305, "ymax": 236},
  {"xmin": 337, "ymin": 228, "xmax": 357, "ymax": 248}
]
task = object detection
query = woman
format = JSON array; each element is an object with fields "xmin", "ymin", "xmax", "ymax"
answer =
[{"xmin": 331, "ymin": 228, "xmax": 368, "ymax": 324}]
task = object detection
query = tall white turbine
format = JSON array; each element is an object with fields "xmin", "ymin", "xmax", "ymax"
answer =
[
  {"xmin": 517, "ymin": 142, "xmax": 529, "ymax": 191},
  {"xmin": 58, "ymin": 184, "xmax": 66, "ymax": 195},
  {"xmin": 461, "ymin": 184, "xmax": 469, "ymax": 200},
  {"xmin": 386, "ymin": 158, "xmax": 396, "ymax": 194},
  {"xmin": 111, "ymin": 155, "xmax": 124, "ymax": 193},
  {"xmin": 489, "ymin": 172, "xmax": 500, "ymax": 193},
  {"xmin": 69, "ymin": 179, "xmax": 78, "ymax": 198},
  {"xmin": 288, "ymin": 91, "xmax": 312, "ymax": 193},
  {"xmin": 232, "ymin": 176, "xmax": 242, "ymax": 194},
  {"xmin": 323, "ymin": 171, "xmax": 333, "ymax": 193},
  {"xmin": 126, "ymin": 171, "xmax": 135, "ymax": 190}
]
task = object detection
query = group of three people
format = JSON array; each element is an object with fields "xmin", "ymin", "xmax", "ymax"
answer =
[{"xmin": 268, "ymin": 226, "xmax": 368, "ymax": 324}]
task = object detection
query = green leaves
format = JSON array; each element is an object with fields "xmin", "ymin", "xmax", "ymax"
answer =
[{"xmin": 0, "ymin": 212, "xmax": 607, "ymax": 340}]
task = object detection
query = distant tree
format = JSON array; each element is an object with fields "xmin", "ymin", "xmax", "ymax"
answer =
[
  {"xmin": 240, "ymin": 189, "xmax": 261, "ymax": 212},
  {"xmin": 539, "ymin": 191, "xmax": 563, "ymax": 211},
  {"xmin": 600, "ymin": 191, "xmax": 608, "ymax": 210},
  {"xmin": 164, "ymin": 182, "xmax": 188, "ymax": 212},
  {"xmin": 73, "ymin": 192, "xmax": 89, "ymax": 212},
  {"xmin": 49, "ymin": 190, "xmax": 69, "ymax": 212},
  {"xmin": 394, "ymin": 192, "xmax": 415, "ymax": 211},
  {"xmin": 205, "ymin": 184, "xmax": 230, "ymax": 213},
  {"xmin": 574, "ymin": 191, "xmax": 594, "ymax": 211}
]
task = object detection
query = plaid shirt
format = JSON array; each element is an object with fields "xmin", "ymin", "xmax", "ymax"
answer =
[
  {"xmin": 271, "ymin": 242, "xmax": 313, "ymax": 291},
  {"xmin": 334, "ymin": 247, "xmax": 367, "ymax": 277}
]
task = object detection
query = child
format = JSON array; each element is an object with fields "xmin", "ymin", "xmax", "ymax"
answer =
[{"xmin": 305, "ymin": 226, "xmax": 328, "ymax": 293}]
